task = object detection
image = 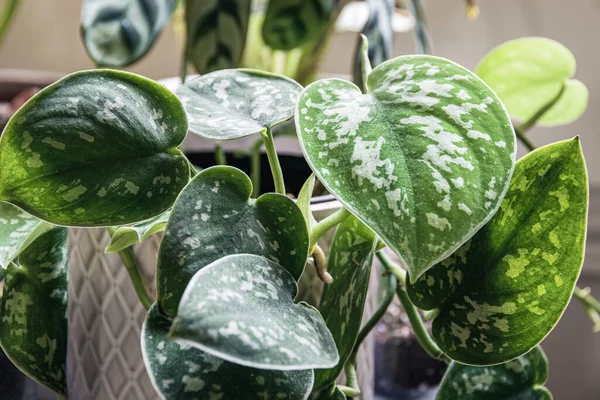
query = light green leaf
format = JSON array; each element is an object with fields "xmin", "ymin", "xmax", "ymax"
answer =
[
  {"xmin": 81, "ymin": 0, "xmax": 177, "ymax": 67},
  {"xmin": 297, "ymin": 55, "xmax": 516, "ymax": 282},
  {"xmin": 0, "ymin": 202, "xmax": 52, "ymax": 268},
  {"xmin": 171, "ymin": 254, "xmax": 339, "ymax": 370},
  {"xmin": 105, "ymin": 210, "xmax": 170, "ymax": 253},
  {"xmin": 352, "ymin": 34, "xmax": 372, "ymax": 93},
  {"xmin": 297, "ymin": 174, "xmax": 318, "ymax": 233},
  {"xmin": 314, "ymin": 214, "xmax": 377, "ymax": 389},
  {"xmin": 476, "ymin": 37, "xmax": 588, "ymax": 126},
  {"xmin": 407, "ymin": 138, "xmax": 587, "ymax": 365},
  {"xmin": 157, "ymin": 166, "xmax": 309, "ymax": 317},
  {"xmin": 142, "ymin": 303, "xmax": 314, "ymax": 400},
  {"xmin": 437, "ymin": 347, "xmax": 551, "ymax": 400},
  {"xmin": 0, "ymin": 227, "xmax": 68, "ymax": 395},
  {"xmin": 0, "ymin": 70, "xmax": 190, "ymax": 227},
  {"xmin": 176, "ymin": 69, "xmax": 302, "ymax": 141},
  {"xmin": 262, "ymin": 0, "xmax": 337, "ymax": 50},
  {"xmin": 185, "ymin": 0, "xmax": 251, "ymax": 74}
]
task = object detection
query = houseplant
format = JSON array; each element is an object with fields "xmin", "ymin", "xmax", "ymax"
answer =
[{"xmin": 0, "ymin": 2, "xmax": 599, "ymax": 400}]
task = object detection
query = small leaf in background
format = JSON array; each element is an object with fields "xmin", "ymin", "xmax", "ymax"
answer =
[
  {"xmin": 0, "ymin": 227, "xmax": 68, "ymax": 395},
  {"xmin": 142, "ymin": 304, "xmax": 314, "ymax": 400},
  {"xmin": 176, "ymin": 69, "xmax": 302, "ymax": 140},
  {"xmin": 297, "ymin": 174, "xmax": 318, "ymax": 233},
  {"xmin": 0, "ymin": 202, "xmax": 52, "ymax": 268},
  {"xmin": 358, "ymin": 0, "xmax": 394, "ymax": 68},
  {"xmin": 81, "ymin": 0, "xmax": 177, "ymax": 67},
  {"xmin": 262, "ymin": 0, "xmax": 337, "ymax": 50},
  {"xmin": 408, "ymin": 138, "xmax": 587, "ymax": 365},
  {"xmin": 171, "ymin": 254, "xmax": 339, "ymax": 370},
  {"xmin": 437, "ymin": 347, "xmax": 551, "ymax": 400},
  {"xmin": 297, "ymin": 55, "xmax": 515, "ymax": 282},
  {"xmin": 157, "ymin": 166, "xmax": 309, "ymax": 317},
  {"xmin": 105, "ymin": 210, "xmax": 170, "ymax": 253},
  {"xmin": 185, "ymin": 0, "xmax": 251, "ymax": 74},
  {"xmin": 476, "ymin": 37, "xmax": 588, "ymax": 126},
  {"xmin": 313, "ymin": 214, "xmax": 377, "ymax": 390},
  {"xmin": 352, "ymin": 34, "xmax": 373, "ymax": 93},
  {"xmin": 0, "ymin": 70, "xmax": 190, "ymax": 227}
]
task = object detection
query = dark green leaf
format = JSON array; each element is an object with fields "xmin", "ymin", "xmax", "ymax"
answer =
[
  {"xmin": 142, "ymin": 303, "xmax": 314, "ymax": 400},
  {"xmin": 297, "ymin": 55, "xmax": 516, "ymax": 282},
  {"xmin": 262, "ymin": 0, "xmax": 337, "ymax": 50},
  {"xmin": 185, "ymin": 0, "xmax": 251, "ymax": 74},
  {"xmin": 171, "ymin": 254, "xmax": 339, "ymax": 370},
  {"xmin": 176, "ymin": 69, "xmax": 302, "ymax": 141},
  {"xmin": 0, "ymin": 70, "xmax": 190, "ymax": 227},
  {"xmin": 157, "ymin": 166, "xmax": 309, "ymax": 317},
  {"xmin": 437, "ymin": 347, "xmax": 551, "ymax": 400},
  {"xmin": 314, "ymin": 214, "xmax": 377, "ymax": 389},
  {"xmin": 408, "ymin": 138, "xmax": 587, "ymax": 365},
  {"xmin": 105, "ymin": 210, "xmax": 170, "ymax": 253},
  {"xmin": 0, "ymin": 227, "xmax": 68, "ymax": 395},
  {"xmin": 81, "ymin": 0, "xmax": 177, "ymax": 67},
  {"xmin": 476, "ymin": 37, "xmax": 588, "ymax": 126},
  {"xmin": 0, "ymin": 202, "xmax": 52, "ymax": 268}
]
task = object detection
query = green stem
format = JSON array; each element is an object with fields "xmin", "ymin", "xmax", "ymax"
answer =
[
  {"xmin": 377, "ymin": 252, "xmax": 450, "ymax": 363},
  {"xmin": 309, "ymin": 207, "xmax": 351, "ymax": 249},
  {"xmin": 574, "ymin": 286, "xmax": 600, "ymax": 332},
  {"xmin": 250, "ymin": 139, "xmax": 262, "ymax": 198},
  {"xmin": 56, "ymin": 395, "xmax": 67, "ymax": 400},
  {"xmin": 215, "ymin": 144, "xmax": 227, "ymax": 165},
  {"xmin": 260, "ymin": 128, "xmax": 286, "ymax": 195},
  {"xmin": 376, "ymin": 251, "xmax": 406, "ymax": 286},
  {"xmin": 407, "ymin": 0, "xmax": 433, "ymax": 55},
  {"xmin": 515, "ymin": 83, "xmax": 566, "ymax": 136},
  {"xmin": 105, "ymin": 227, "xmax": 153, "ymax": 310},
  {"xmin": 0, "ymin": 0, "xmax": 19, "ymax": 49},
  {"xmin": 340, "ymin": 365, "xmax": 360, "ymax": 397}
]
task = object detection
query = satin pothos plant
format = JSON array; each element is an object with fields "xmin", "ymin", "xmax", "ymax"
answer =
[{"xmin": 0, "ymin": 33, "xmax": 593, "ymax": 400}]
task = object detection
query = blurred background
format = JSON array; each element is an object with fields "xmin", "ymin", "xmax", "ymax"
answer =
[{"xmin": 1, "ymin": 1, "xmax": 599, "ymax": 399}]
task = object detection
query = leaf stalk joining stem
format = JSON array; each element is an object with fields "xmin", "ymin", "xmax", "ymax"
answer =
[
  {"xmin": 309, "ymin": 207, "xmax": 351, "ymax": 250},
  {"xmin": 260, "ymin": 128, "xmax": 286, "ymax": 195}
]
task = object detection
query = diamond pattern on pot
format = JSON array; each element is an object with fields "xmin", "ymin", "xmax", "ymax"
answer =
[{"xmin": 67, "ymin": 228, "xmax": 160, "ymax": 400}]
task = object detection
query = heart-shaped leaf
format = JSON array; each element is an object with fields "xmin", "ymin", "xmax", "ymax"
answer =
[
  {"xmin": 0, "ymin": 202, "xmax": 52, "ymax": 268},
  {"xmin": 157, "ymin": 166, "xmax": 309, "ymax": 317},
  {"xmin": 313, "ymin": 214, "xmax": 377, "ymax": 389},
  {"xmin": 262, "ymin": 0, "xmax": 338, "ymax": 50},
  {"xmin": 297, "ymin": 55, "xmax": 516, "ymax": 282},
  {"xmin": 476, "ymin": 37, "xmax": 588, "ymax": 126},
  {"xmin": 81, "ymin": 0, "xmax": 177, "ymax": 67},
  {"xmin": 185, "ymin": 0, "xmax": 251, "ymax": 74},
  {"xmin": 176, "ymin": 69, "xmax": 302, "ymax": 141},
  {"xmin": 0, "ymin": 70, "xmax": 190, "ymax": 227},
  {"xmin": 142, "ymin": 303, "xmax": 314, "ymax": 400},
  {"xmin": 105, "ymin": 210, "xmax": 170, "ymax": 253},
  {"xmin": 0, "ymin": 227, "xmax": 68, "ymax": 395},
  {"xmin": 407, "ymin": 138, "xmax": 587, "ymax": 365},
  {"xmin": 437, "ymin": 347, "xmax": 551, "ymax": 400},
  {"xmin": 171, "ymin": 253, "xmax": 339, "ymax": 370}
]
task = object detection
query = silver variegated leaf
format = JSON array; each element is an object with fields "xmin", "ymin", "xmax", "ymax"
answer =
[
  {"xmin": 437, "ymin": 347, "xmax": 551, "ymax": 400},
  {"xmin": 105, "ymin": 209, "xmax": 170, "ymax": 253},
  {"xmin": 185, "ymin": 0, "xmax": 251, "ymax": 74},
  {"xmin": 262, "ymin": 0, "xmax": 338, "ymax": 50},
  {"xmin": 176, "ymin": 69, "xmax": 302, "ymax": 141},
  {"xmin": 142, "ymin": 303, "xmax": 314, "ymax": 400},
  {"xmin": 0, "ymin": 70, "xmax": 190, "ymax": 227},
  {"xmin": 81, "ymin": 0, "xmax": 177, "ymax": 67},
  {"xmin": 157, "ymin": 166, "xmax": 309, "ymax": 318},
  {"xmin": 313, "ymin": 214, "xmax": 377, "ymax": 389},
  {"xmin": 0, "ymin": 202, "xmax": 52, "ymax": 268},
  {"xmin": 0, "ymin": 227, "xmax": 68, "ymax": 395},
  {"xmin": 408, "ymin": 138, "xmax": 587, "ymax": 365},
  {"xmin": 297, "ymin": 55, "xmax": 516, "ymax": 282},
  {"xmin": 171, "ymin": 254, "xmax": 339, "ymax": 370}
]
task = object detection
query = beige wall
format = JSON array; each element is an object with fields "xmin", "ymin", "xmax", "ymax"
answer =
[{"xmin": 2, "ymin": 0, "xmax": 600, "ymax": 399}]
